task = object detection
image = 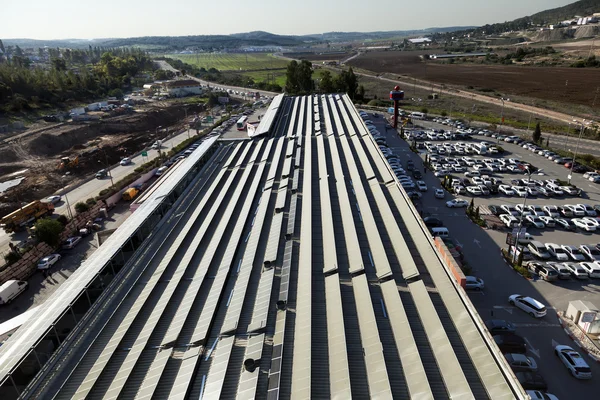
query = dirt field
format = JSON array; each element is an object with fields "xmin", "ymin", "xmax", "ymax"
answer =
[
  {"xmin": 0, "ymin": 102, "xmax": 204, "ymax": 216},
  {"xmin": 348, "ymin": 51, "xmax": 600, "ymax": 106}
]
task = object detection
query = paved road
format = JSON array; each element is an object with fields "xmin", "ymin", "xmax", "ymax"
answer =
[
  {"xmin": 0, "ymin": 127, "xmax": 199, "ymax": 257},
  {"xmin": 367, "ymin": 113, "xmax": 600, "ymax": 399}
]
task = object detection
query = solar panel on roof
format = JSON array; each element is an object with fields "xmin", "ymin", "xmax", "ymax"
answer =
[
  {"xmin": 201, "ymin": 335, "xmax": 235, "ymax": 399},
  {"xmin": 247, "ymin": 269, "xmax": 275, "ymax": 333},
  {"xmin": 236, "ymin": 333, "xmax": 265, "ymax": 399}
]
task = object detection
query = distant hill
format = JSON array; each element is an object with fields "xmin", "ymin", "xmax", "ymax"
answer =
[
  {"xmin": 3, "ymin": 27, "xmax": 478, "ymax": 51},
  {"xmin": 441, "ymin": 0, "xmax": 600, "ymax": 37},
  {"xmin": 528, "ymin": 0, "xmax": 600, "ymax": 24}
]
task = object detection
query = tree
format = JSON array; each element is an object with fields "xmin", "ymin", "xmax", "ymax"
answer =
[
  {"xmin": 357, "ymin": 84, "xmax": 365, "ymax": 100},
  {"xmin": 297, "ymin": 60, "xmax": 313, "ymax": 93},
  {"xmin": 533, "ymin": 122, "xmax": 542, "ymax": 143},
  {"xmin": 319, "ymin": 70, "xmax": 334, "ymax": 93},
  {"xmin": 344, "ymin": 67, "xmax": 359, "ymax": 100},
  {"xmin": 285, "ymin": 60, "xmax": 299, "ymax": 93},
  {"xmin": 34, "ymin": 218, "xmax": 64, "ymax": 247}
]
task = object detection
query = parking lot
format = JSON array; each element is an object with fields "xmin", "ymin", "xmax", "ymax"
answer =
[{"xmin": 364, "ymin": 112, "xmax": 600, "ymax": 399}]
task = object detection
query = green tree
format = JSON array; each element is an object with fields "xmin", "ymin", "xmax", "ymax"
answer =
[
  {"xmin": 34, "ymin": 218, "xmax": 64, "ymax": 247},
  {"xmin": 357, "ymin": 84, "xmax": 365, "ymax": 100},
  {"xmin": 344, "ymin": 67, "xmax": 359, "ymax": 100},
  {"xmin": 75, "ymin": 202, "xmax": 90, "ymax": 214},
  {"xmin": 319, "ymin": 70, "xmax": 334, "ymax": 93},
  {"xmin": 285, "ymin": 60, "xmax": 299, "ymax": 93},
  {"xmin": 533, "ymin": 122, "xmax": 542, "ymax": 143}
]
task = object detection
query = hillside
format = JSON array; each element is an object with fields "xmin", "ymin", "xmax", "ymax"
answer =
[{"xmin": 529, "ymin": 0, "xmax": 600, "ymax": 24}]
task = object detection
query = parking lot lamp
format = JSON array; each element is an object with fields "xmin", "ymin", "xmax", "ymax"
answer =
[
  {"xmin": 568, "ymin": 120, "xmax": 586, "ymax": 185},
  {"xmin": 62, "ymin": 172, "xmax": 74, "ymax": 220},
  {"xmin": 497, "ymin": 98, "xmax": 508, "ymax": 144},
  {"xmin": 512, "ymin": 165, "xmax": 532, "ymax": 264}
]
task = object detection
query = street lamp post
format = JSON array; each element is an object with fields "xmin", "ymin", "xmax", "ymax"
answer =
[
  {"xmin": 497, "ymin": 98, "xmax": 508, "ymax": 144},
  {"xmin": 98, "ymin": 151, "xmax": 115, "ymax": 188},
  {"xmin": 568, "ymin": 120, "xmax": 586, "ymax": 185},
  {"xmin": 62, "ymin": 173, "xmax": 74, "ymax": 220},
  {"xmin": 512, "ymin": 166, "xmax": 532, "ymax": 264}
]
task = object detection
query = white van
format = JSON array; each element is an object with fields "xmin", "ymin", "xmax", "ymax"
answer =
[
  {"xmin": 0, "ymin": 280, "xmax": 29, "ymax": 305},
  {"xmin": 430, "ymin": 227, "xmax": 449, "ymax": 238},
  {"xmin": 410, "ymin": 112, "xmax": 425, "ymax": 120}
]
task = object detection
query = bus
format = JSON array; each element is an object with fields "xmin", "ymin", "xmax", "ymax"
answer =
[{"xmin": 236, "ymin": 115, "xmax": 248, "ymax": 130}]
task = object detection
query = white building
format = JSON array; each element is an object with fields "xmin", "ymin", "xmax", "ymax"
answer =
[{"xmin": 162, "ymin": 80, "xmax": 202, "ymax": 97}]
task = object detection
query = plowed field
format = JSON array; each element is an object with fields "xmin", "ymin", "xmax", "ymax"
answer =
[{"xmin": 348, "ymin": 51, "xmax": 598, "ymax": 106}]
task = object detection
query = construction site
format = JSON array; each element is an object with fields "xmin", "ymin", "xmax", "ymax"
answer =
[{"xmin": 0, "ymin": 101, "xmax": 206, "ymax": 218}]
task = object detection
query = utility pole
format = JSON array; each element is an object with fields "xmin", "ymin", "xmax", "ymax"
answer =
[
  {"xmin": 568, "ymin": 120, "xmax": 586, "ymax": 185},
  {"xmin": 497, "ymin": 98, "xmax": 508, "ymax": 143}
]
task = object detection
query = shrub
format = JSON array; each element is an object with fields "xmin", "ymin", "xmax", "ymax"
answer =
[
  {"xmin": 85, "ymin": 198, "xmax": 96, "ymax": 205},
  {"xmin": 420, "ymin": 107, "xmax": 428, "ymax": 114},
  {"xmin": 57, "ymin": 215, "xmax": 69, "ymax": 226},
  {"xmin": 4, "ymin": 251, "xmax": 22, "ymax": 266},
  {"xmin": 75, "ymin": 202, "xmax": 89, "ymax": 214},
  {"xmin": 99, "ymin": 189, "xmax": 110, "ymax": 196},
  {"xmin": 440, "ymin": 110, "xmax": 447, "ymax": 117}
]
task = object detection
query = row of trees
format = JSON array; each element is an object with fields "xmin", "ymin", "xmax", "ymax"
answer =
[
  {"xmin": 284, "ymin": 60, "xmax": 363, "ymax": 100},
  {"xmin": 0, "ymin": 48, "xmax": 155, "ymax": 112}
]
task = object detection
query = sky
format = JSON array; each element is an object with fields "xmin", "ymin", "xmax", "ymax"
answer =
[{"xmin": 2, "ymin": 0, "xmax": 576, "ymax": 40}]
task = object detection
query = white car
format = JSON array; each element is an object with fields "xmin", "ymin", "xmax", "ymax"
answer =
[
  {"xmin": 578, "ymin": 204, "xmax": 597, "ymax": 216},
  {"xmin": 525, "ymin": 215, "xmax": 545, "ymax": 228},
  {"xmin": 37, "ymin": 254, "xmax": 61, "ymax": 270},
  {"xmin": 536, "ymin": 187, "xmax": 551, "ymax": 197},
  {"xmin": 120, "ymin": 157, "xmax": 132, "ymax": 166},
  {"xmin": 561, "ymin": 186, "xmax": 579, "ymax": 196},
  {"xmin": 545, "ymin": 243, "xmax": 569, "ymax": 261},
  {"xmin": 538, "ymin": 216, "xmax": 555, "ymax": 228},
  {"xmin": 416, "ymin": 181, "xmax": 428, "ymax": 192},
  {"xmin": 526, "ymin": 391, "xmax": 559, "ymax": 400},
  {"xmin": 446, "ymin": 199, "xmax": 469, "ymax": 208},
  {"xmin": 582, "ymin": 216, "xmax": 600, "ymax": 227},
  {"xmin": 498, "ymin": 185, "xmax": 514, "ymax": 196},
  {"xmin": 500, "ymin": 205, "xmax": 519, "ymax": 216},
  {"xmin": 62, "ymin": 236, "xmax": 82, "ymax": 250},
  {"xmin": 434, "ymin": 188, "xmax": 445, "ymax": 199},
  {"xmin": 542, "ymin": 205, "xmax": 559, "ymax": 218},
  {"xmin": 500, "ymin": 214, "xmax": 519, "ymax": 228},
  {"xmin": 579, "ymin": 262, "xmax": 600, "ymax": 278},
  {"xmin": 580, "ymin": 245, "xmax": 600, "ymax": 261},
  {"xmin": 464, "ymin": 170, "xmax": 481, "ymax": 177},
  {"xmin": 564, "ymin": 204, "xmax": 585, "ymax": 217},
  {"xmin": 465, "ymin": 276, "xmax": 484, "ymax": 290},
  {"xmin": 466, "ymin": 186, "xmax": 482, "ymax": 196},
  {"xmin": 527, "ymin": 205, "xmax": 546, "ymax": 217},
  {"xmin": 512, "ymin": 186, "xmax": 528, "ymax": 197},
  {"xmin": 155, "ymin": 166, "xmax": 169, "ymax": 176},
  {"xmin": 46, "ymin": 195, "xmax": 62, "ymax": 204},
  {"xmin": 508, "ymin": 294, "xmax": 547, "ymax": 318},
  {"xmin": 555, "ymin": 344, "xmax": 592, "ymax": 379},
  {"xmin": 572, "ymin": 218, "xmax": 596, "ymax": 232},
  {"xmin": 564, "ymin": 262, "xmax": 589, "ymax": 279},
  {"xmin": 562, "ymin": 245, "xmax": 586, "ymax": 261}
]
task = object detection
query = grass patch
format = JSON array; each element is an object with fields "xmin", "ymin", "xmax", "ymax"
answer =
[
  {"xmin": 238, "ymin": 69, "xmax": 287, "ymax": 87},
  {"xmin": 165, "ymin": 53, "xmax": 288, "ymax": 71}
]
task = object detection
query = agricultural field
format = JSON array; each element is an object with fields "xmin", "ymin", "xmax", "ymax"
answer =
[
  {"xmin": 348, "ymin": 50, "xmax": 600, "ymax": 108},
  {"xmin": 166, "ymin": 53, "xmax": 288, "ymax": 71},
  {"xmin": 237, "ymin": 70, "xmax": 287, "ymax": 88},
  {"xmin": 284, "ymin": 51, "xmax": 354, "ymax": 61}
]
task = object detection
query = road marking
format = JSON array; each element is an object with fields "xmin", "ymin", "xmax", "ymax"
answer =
[
  {"xmin": 493, "ymin": 305, "xmax": 513, "ymax": 315},
  {"xmin": 473, "ymin": 238, "xmax": 481, "ymax": 248},
  {"xmin": 552, "ymin": 339, "xmax": 561, "ymax": 349},
  {"xmin": 513, "ymin": 323, "xmax": 561, "ymax": 328},
  {"xmin": 524, "ymin": 337, "xmax": 541, "ymax": 358}
]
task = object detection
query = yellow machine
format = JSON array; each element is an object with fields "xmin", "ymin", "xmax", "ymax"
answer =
[
  {"xmin": 0, "ymin": 200, "xmax": 55, "ymax": 233},
  {"xmin": 57, "ymin": 156, "xmax": 79, "ymax": 170},
  {"xmin": 122, "ymin": 187, "xmax": 140, "ymax": 202}
]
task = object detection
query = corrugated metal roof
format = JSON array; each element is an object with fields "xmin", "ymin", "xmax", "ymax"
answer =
[{"xmin": 7, "ymin": 94, "xmax": 526, "ymax": 400}]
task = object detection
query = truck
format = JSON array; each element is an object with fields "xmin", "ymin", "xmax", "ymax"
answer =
[
  {"xmin": 122, "ymin": 187, "xmax": 139, "ymax": 202},
  {"xmin": 0, "ymin": 200, "xmax": 55, "ymax": 234}
]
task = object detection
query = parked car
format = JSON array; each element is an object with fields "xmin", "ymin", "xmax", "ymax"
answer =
[
  {"xmin": 545, "ymin": 243, "xmax": 569, "ymax": 261},
  {"xmin": 485, "ymin": 319, "xmax": 516, "ymax": 335},
  {"xmin": 0, "ymin": 280, "xmax": 29, "ymax": 305},
  {"xmin": 504, "ymin": 353, "xmax": 538, "ymax": 372},
  {"xmin": 524, "ymin": 261, "xmax": 559, "ymax": 281},
  {"xmin": 465, "ymin": 276, "xmax": 484, "ymax": 290},
  {"xmin": 555, "ymin": 345, "xmax": 592, "ymax": 379},
  {"xmin": 515, "ymin": 372, "xmax": 548, "ymax": 391},
  {"xmin": 508, "ymin": 294, "xmax": 547, "ymax": 318},
  {"xmin": 526, "ymin": 391, "xmax": 558, "ymax": 400},
  {"xmin": 37, "ymin": 254, "xmax": 61, "ymax": 270},
  {"xmin": 554, "ymin": 218, "xmax": 576, "ymax": 231},
  {"xmin": 524, "ymin": 215, "xmax": 545, "ymax": 229},
  {"xmin": 62, "ymin": 236, "xmax": 82, "ymax": 250},
  {"xmin": 562, "ymin": 245, "xmax": 586, "ymax": 261},
  {"xmin": 572, "ymin": 218, "xmax": 597, "ymax": 232},
  {"xmin": 580, "ymin": 244, "xmax": 600, "ymax": 261},
  {"xmin": 579, "ymin": 262, "xmax": 600, "ymax": 278},
  {"xmin": 494, "ymin": 333, "xmax": 526, "ymax": 354},
  {"xmin": 564, "ymin": 262, "xmax": 589, "ymax": 279},
  {"xmin": 500, "ymin": 214, "xmax": 519, "ymax": 228},
  {"xmin": 546, "ymin": 262, "xmax": 572, "ymax": 279},
  {"xmin": 434, "ymin": 188, "xmax": 445, "ymax": 199},
  {"xmin": 423, "ymin": 217, "xmax": 444, "ymax": 228}
]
